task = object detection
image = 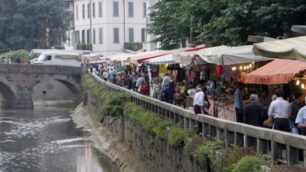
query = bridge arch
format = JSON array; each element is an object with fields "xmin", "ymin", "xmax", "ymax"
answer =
[
  {"xmin": 33, "ymin": 75, "xmax": 82, "ymax": 103},
  {"xmin": 0, "ymin": 77, "xmax": 17, "ymax": 108}
]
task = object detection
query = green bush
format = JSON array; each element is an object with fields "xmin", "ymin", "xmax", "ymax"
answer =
[
  {"xmin": 152, "ymin": 120, "xmax": 175, "ymax": 139},
  {"xmin": 184, "ymin": 135, "xmax": 204, "ymax": 155},
  {"xmin": 193, "ymin": 139, "xmax": 223, "ymax": 162},
  {"xmin": 0, "ymin": 49, "xmax": 30, "ymax": 62},
  {"xmin": 82, "ymin": 74, "xmax": 130, "ymax": 117},
  {"xmin": 214, "ymin": 146, "xmax": 255, "ymax": 172},
  {"xmin": 167, "ymin": 127, "xmax": 195, "ymax": 147},
  {"xmin": 124, "ymin": 42, "xmax": 143, "ymax": 51},
  {"xmin": 77, "ymin": 43, "xmax": 92, "ymax": 50},
  {"xmin": 232, "ymin": 156, "xmax": 265, "ymax": 172}
]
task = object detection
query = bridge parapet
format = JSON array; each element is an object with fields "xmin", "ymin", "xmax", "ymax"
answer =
[
  {"xmin": 90, "ymin": 72, "xmax": 306, "ymax": 168},
  {"xmin": 0, "ymin": 64, "xmax": 81, "ymax": 76}
]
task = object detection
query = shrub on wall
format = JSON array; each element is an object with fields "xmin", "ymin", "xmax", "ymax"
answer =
[
  {"xmin": 213, "ymin": 146, "xmax": 255, "ymax": 172},
  {"xmin": 167, "ymin": 127, "xmax": 195, "ymax": 147},
  {"xmin": 232, "ymin": 156, "xmax": 265, "ymax": 172}
]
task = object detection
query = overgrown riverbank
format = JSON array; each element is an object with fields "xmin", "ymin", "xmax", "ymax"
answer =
[{"xmin": 81, "ymin": 73, "xmax": 305, "ymax": 172}]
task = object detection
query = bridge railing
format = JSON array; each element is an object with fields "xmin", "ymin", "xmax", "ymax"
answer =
[{"xmin": 90, "ymin": 72, "xmax": 306, "ymax": 167}]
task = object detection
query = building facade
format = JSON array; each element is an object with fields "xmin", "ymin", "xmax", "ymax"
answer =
[{"xmin": 73, "ymin": 0, "xmax": 148, "ymax": 54}]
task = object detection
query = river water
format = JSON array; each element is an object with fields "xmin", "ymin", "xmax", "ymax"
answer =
[{"xmin": 0, "ymin": 106, "xmax": 114, "ymax": 172}]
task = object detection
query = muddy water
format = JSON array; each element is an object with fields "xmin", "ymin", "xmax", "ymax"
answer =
[{"xmin": 0, "ymin": 107, "xmax": 114, "ymax": 172}]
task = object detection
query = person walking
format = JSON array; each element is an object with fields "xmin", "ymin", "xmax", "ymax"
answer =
[
  {"xmin": 290, "ymin": 92, "xmax": 304, "ymax": 134},
  {"xmin": 135, "ymin": 74, "xmax": 144, "ymax": 92},
  {"xmin": 295, "ymin": 96, "xmax": 306, "ymax": 135},
  {"xmin": 193, "ymin": 85, "xmax": 204, "ymax": 114},
  {"xmin": 234, "ymin": 82, "xmax": 244, "ymax": 122},
  {"xmin": 243, "ymin": 94, "xmax": 266, "ymax": 127},
  {"xmin": 267, "ymin": 89, "xmax": 290, "ymax": 132},
  {"xmin": 161, "ymin": 73, "xmax": 170, "ymax": 91}
]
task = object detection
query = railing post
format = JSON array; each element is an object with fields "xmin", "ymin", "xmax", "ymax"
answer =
[
  {"xmin": 184, "ymin": 117, "xmax": 189, "ymax": 129},
  {"xmin": 271, "ymin": 141, "xmax": 282, "ymax": 163},
  {"xmin": 286, "ymin": 146, "xmax": 299, "ymax": 166}
]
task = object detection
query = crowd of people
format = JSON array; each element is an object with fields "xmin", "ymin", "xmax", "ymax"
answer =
[
  {"xmin": 89, "ymin": 63, "xmax": 210, "ymax": 112},
  {"xmin": 90, "ymin": 63, "xmax": 306, "ymax": 136},
  {"xmin": 234, "ymin": 82, "xmax": 306, "ymax": 136}
]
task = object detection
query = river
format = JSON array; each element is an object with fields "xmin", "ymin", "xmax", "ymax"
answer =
[{"xmin": 0, "ymin": 106, "xmax": 114, "ymax": 172}]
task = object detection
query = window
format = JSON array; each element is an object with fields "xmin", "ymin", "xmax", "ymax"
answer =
[
  {"xmin": 93, "ymin": 29, "xmax": 96, "ymax": 44},
  {"xmin": 87, "ymin": 29, "xmax": 91, "ymax": 43},
  {"xmin": 141, "ymin": 28, "xmax": 146, "ymax": 42},
  {"xmin": 98, "ymin": 2, "xmax": 103, "ymax": 17},
  {"xmin": 75, "ymin": 31, "xmax": 80, "ymax": 43},
  {"xmin": 143, "ymin": 2, "xmax": 146, "ymax": 17},
  {"xmin": 64, "ymin": 2, "xmax": 69, "ymax": 8},
  {"xmin": 128, "ymin": 2, "xmax": 133, "ymax": 17},
  {"xmin": 99, "ymin": 28, "xmax": 103, "ymax": 44},
  {"xmin": 82, "ymin": 30, "xmax": 85, "ymax": 43},
  {"xmin": 75, "ymin": 5, "xmax": 79, "ymax": 20},
  {"xmin": 82, "ymin": 4, "xmax": 85, "ymax": 19},
  {"xmin": 113, "ymin": 28, "xmax": 119, "ymax": 43},
  {"xmin": 87, "ymin": 3, "xmax": 90, "ymax": 18},
  {"xmin": 46, "ymin": 55, "xmax": 52, "ymax": 61},
  {"xmin": 92, "ymin": 3, "xmax": 95, "ymax": 18},
  {"xmin": 128, "ymin": 28, "xmax": 134, "ymax": 43},
  {"xmin": 113, "ymin": 1, "xmax": 119, "ymax": 17}
]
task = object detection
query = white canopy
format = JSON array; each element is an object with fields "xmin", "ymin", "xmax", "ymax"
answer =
[
  {"xmin": 107, "ymin": 53, "xmax": 134, "ymax": 61},
  {"xmin": 144, "ymin": 53, "xmax": 193, "ymax": 65},
  {"xmin": 180, "ymin": 45, "xmax": 272, "ymax": 65}
]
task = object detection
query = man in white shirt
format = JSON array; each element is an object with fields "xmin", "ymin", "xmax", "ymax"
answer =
[
  {"xmin": 295, "ymin": 96, "xmax": 306, "ymax": 135},
  {"xmin": 268, "ymin": 89, "xmax": 290, "ymax": 132},
  {"xmin": 193, "ymin": 86, "xmax": 204, "ymax": 114}
]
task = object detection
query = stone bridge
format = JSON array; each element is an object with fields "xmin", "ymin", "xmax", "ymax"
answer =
[{"xmin": 0, "ymin": 64, "xmax": 82, "ymax": 109}]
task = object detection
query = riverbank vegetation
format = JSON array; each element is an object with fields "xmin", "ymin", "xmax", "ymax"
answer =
[{"xmin": 82, "ymin": 74, "xmax": 304, "ymax": 172}]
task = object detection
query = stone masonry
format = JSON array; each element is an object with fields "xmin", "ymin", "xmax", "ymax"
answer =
[{"xmin": 0, "ymin": 64, "xmax": 82, "ymax": 109}]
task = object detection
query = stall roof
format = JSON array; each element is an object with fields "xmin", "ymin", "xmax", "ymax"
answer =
[
  {"xmin": 241, "ymin": 59, "xmax": 306, "ymax": 85},
  {"xmin": 253, "ymin": 36, "xmax": 306, "ymax": 59},
  {"xmin": 184, "ymin": 45, "xmax": 272, "ymax": 65},
  {"xmin": 130, "ymin": 45, "xmax": 205, "ymax": 63},
  {"xmin": 144, "ymin": 53, "xmax": 193, "ymax": 65}
]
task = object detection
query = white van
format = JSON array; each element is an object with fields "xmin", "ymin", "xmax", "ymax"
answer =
[{"xmin": 33, "ymin": 52, "xmax": 82, "ymax": 67}]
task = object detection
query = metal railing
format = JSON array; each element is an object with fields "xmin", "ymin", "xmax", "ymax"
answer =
[{"xmin": 90, "ymin": 72, "xmax": 306, "ymax": 167}]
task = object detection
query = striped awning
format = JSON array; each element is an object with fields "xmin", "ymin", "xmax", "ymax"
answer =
[{"xmin": 253, "ymin": 36, "xmax": 306, "ymax": 59}]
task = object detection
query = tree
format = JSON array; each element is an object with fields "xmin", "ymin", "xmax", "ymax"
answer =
[
  {"xmin": 0, "ymin": 0, "xmax": 69, "ymax": 52},
  {"xmin": 148, "ymin": 0, "xmax": 306, "ymax": 48}
]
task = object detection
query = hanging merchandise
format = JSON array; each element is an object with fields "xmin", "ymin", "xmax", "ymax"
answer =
[
  {"xmin": 159, "ymin": 64, "xmax": 168, "ymax": 74},
  {"xmin": 216, "ymin": 64, "xmax": 224, "ymax": 76}
]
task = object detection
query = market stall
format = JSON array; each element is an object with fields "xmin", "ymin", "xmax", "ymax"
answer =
[
  {"xmin": 241, "ymin": 59, "xmax": 306, "ymax": 106},
  {"xmin": 241, "ymin": 59, "xmax": 306, "ymax": 85},
  {"xmin": 253, "ymin": 36, "xmax": 306, "ymax": 59}
]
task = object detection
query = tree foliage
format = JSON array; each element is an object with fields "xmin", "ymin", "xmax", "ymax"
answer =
[
  {"xmin": 148, "ymin": 0, "xmax": 306, "ymax": 49},
  {"xmin": 0, "ymin": 0, "xmax": 69, "ymax": 52}
]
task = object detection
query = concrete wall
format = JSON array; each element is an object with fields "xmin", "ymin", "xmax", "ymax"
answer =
[{"xmin": 84, "ymin": 90, "xmax": 204, "ymax": 172}]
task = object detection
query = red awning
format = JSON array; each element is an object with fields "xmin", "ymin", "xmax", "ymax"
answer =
[
  {"xmin": 241, "ymin": 59, "xmax": 306, "ymax": 84},
  {"xmin": 132, "ymin": 44, "xmax": 205, "ymax": 63}
]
